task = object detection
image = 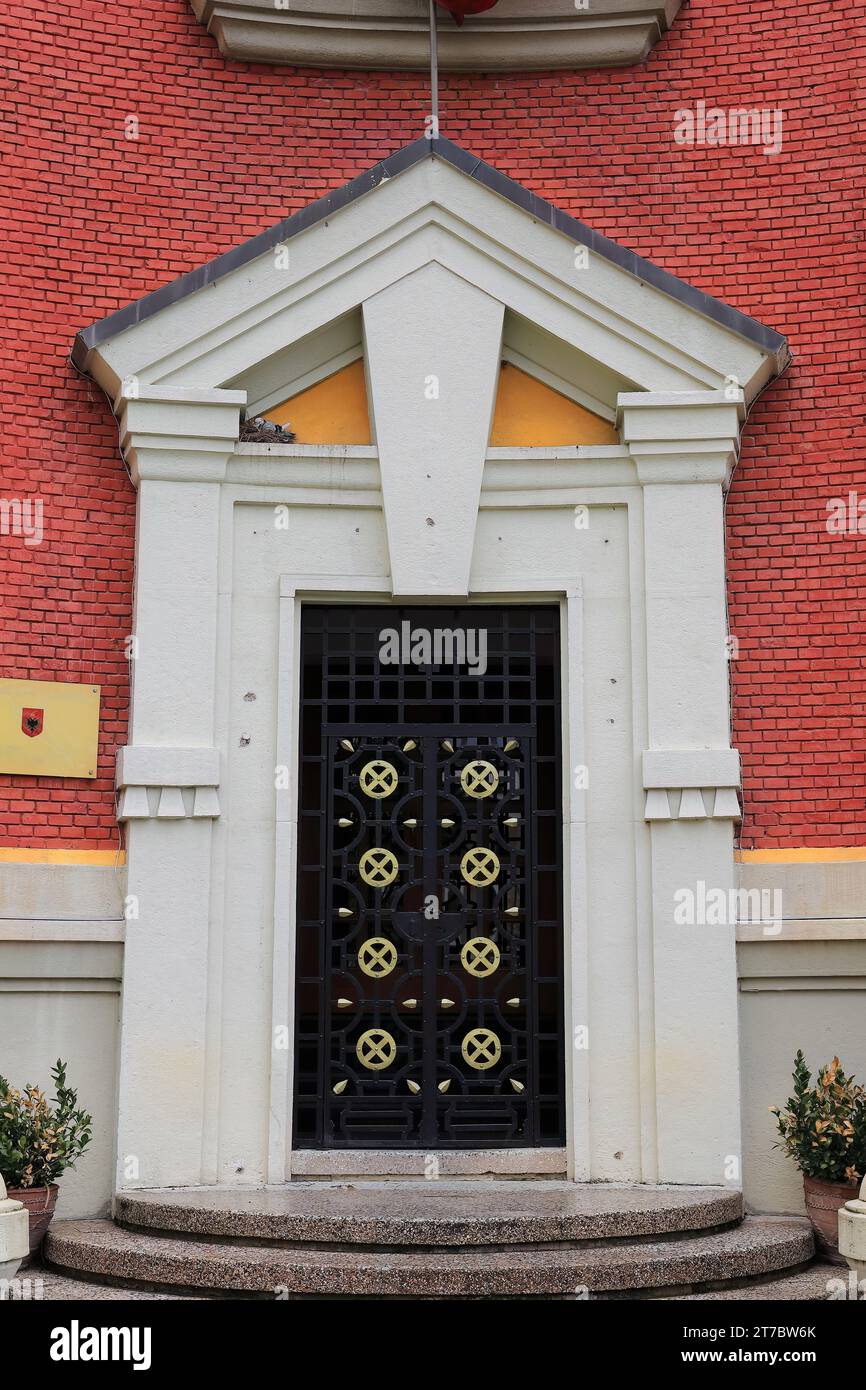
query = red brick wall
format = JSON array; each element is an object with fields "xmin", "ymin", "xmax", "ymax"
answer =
[{"xmin": 0, "ymin": 0, "xmax": 862, "ymax": 847}]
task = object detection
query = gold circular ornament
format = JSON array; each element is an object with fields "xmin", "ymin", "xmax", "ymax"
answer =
[
  {"xmin": 460, "ymin": 846, "xmax": 501, "ymax": 887},
  {"xmin": 356, "ymin": 1028, "xmax": 397, "ymax": 1070},
  {"xmin": 461, "ymin": 1028, "xmax": 502, "ymax": 1071},
  {"xmin": 359, "ymin": 759, "xmax": 399, "ymax": 799},
  {"xmin": 359, "ymin": 847, "xmax": 399, "ymax": 887},
  {"xmin": 358, "ymin": 937, "xmax": 398, "ymax": 979},
  {"xmin": 460, "ymin": 936, "xmax": 500, "ymax": 978},
  {"xmin": 460, "ymin": 760, "xmax": 499, "ymax": 799}
]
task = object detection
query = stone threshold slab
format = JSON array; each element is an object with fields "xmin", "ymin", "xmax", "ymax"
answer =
[{"xmin": 290, "ymin": 1147, "xmax": 567, "ymax": 1177}]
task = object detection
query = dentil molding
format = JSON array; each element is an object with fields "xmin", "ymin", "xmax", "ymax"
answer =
[
  {"xmin": 643, "ymin": 748, "xmax": 742, "ymax": 822},
  {"xmin": 189, "ymin": 0, "xmax": 684, "ymax": 72},
  {"xmin": 116, "ymin": 746, "xmax": 221, "ymax": 820}
]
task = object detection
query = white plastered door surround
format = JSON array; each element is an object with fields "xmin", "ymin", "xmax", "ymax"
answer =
[{"xmin": 74, "ymin": 144, "xmax": 787, "ymax": 1192}]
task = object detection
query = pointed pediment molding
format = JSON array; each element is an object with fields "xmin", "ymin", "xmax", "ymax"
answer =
[
  {"xmin": 364, "ymin": 263, "xmax": 503, "ymax": 597},
  {"xmin": 72, "ymin": 141, "xmax": 789, "ymax": 411}
]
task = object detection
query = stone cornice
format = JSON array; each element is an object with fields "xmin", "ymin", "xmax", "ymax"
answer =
[
  {"xmin": 618, "ymin": 390, "xmax": 746, "ymax": 486},
  {"xmin": 190, "ymin": 0, "xmax": 684, "ymax": 73},
  {"xmin": 117, "ymin": 385, "xmax": 245, "ymax": 486},
  {"xmin": 116, "ymin": 746, "xmax": 220, "ymax": 788},
  {"xmin": 643, "ymin": 749, "xmax": 741, "ymax": 790}
]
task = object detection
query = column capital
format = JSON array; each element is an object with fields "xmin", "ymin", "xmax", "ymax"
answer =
[
  {"xmin": 617, "ymin": 389, "xmax": 746, "ymax": 486},
  {"xmin": 117, "ymin": 385, "xmax": 246, "ymax": 485}
]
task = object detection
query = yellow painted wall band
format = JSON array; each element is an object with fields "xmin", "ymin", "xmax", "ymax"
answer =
[
  {"xmin": 736, "ymin": 847, "xmax": 866, "ymax": 865},
  {"xmin": 0, "ymin": 839, "xmax": 861, "ymax": 861},
  {"xmin": 0, "ymin": 848, "xmax": 124, "ymax": 866},
  {"xmin": 1, "ymin": 848, "xmax": 862, "ymax": 868}
]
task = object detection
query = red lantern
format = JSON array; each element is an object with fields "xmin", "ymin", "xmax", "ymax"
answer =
[{"xmin": 434, "ymin": 0, "xmax": 500, "ymax": 24}]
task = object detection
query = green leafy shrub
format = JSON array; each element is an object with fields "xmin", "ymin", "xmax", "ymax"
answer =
[
  {"xmin": 771, "ymin": 1051, "xmax": 866, "ymax": 1184},
  {"xmin": 0, "ymin": 1059, "xmax": 92, "ymax": 1189}
]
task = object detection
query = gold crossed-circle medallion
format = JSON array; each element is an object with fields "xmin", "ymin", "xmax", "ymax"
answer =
[
  {"xmin": 359, "ymin": 847, "xmax": 399, "ymax": 887},
  {"xmin": 356, "ymin": 1028, "xmax": 397, "ymax": 1070},
  {"xmin": 461, "ymin": 1028, "xmax": 501, "ymax": 1071},
  {"xmin": 460, "ymin": 936, "xmax": 500, "ymax": 978},
  {"xmin": 460, "ymin": 846, "xmax": 501, "ymax": 887},
  {"xmin": 460, "ymin": 760, "xmax": 499, "ymax": 799},
  {"xmin": 359, "ymin": 759, "xmax": 398, "ymax": 799},
  {"xmin": 358, "ymin": 937, "xmax": 398, "ymax": 979}
]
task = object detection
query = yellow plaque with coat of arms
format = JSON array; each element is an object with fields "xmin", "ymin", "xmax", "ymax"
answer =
[{"xmin": 0, "ymin": 678, "xmax": 100, "ymax": 777}]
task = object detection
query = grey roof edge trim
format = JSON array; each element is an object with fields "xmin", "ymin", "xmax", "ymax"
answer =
[
  {"xmin": 71, "ymin": 136, "xmax": 788, "ymax": 373},
  {"xmin": 436, "ymin": 140, "xmax": 789, "ymax": 363}
]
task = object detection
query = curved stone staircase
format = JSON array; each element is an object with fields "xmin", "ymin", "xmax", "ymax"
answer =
[{"xmin": 44, "ymin": 1182, "xmax": 819, "ymax": 1299}]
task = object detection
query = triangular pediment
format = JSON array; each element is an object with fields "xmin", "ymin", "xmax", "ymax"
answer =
[
  {"xmin": 79, "ymin": 140, "xmax": 789, "ymax": 597},
  {"xmin": 72, "ymin": 139, "xmax": 788, "ymax": 410}
]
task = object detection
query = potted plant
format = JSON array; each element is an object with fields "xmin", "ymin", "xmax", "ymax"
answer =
[
  {"xmin": 0, "ymin": 1060, "xmax": 92, "ymax": 1265},
  {"xmin": 771, "ymin": 1051, "xmax": 866, "ymax": 1264}
]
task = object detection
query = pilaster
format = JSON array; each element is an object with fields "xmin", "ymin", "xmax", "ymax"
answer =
[
  {"xmin": 620, "ymin": 389, "xmax": 745, "ymax": 1185},
  {"xmin": 114, "ymin": 386, "xmax": 243, "ymax": 1190}
]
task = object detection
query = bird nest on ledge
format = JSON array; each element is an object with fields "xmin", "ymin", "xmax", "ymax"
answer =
[{"xmin": 239, "ymin": 416, "xmax": 296, "ymax": 444}]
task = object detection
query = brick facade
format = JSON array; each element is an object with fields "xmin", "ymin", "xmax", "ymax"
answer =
[{"xmin": 0, "ymin": 0, "xmax": 862, "ymax": 846}]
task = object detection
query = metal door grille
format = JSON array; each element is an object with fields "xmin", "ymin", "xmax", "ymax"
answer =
[{"xmin": 293, "ymin": 606, "xmax": 565, "ymax": 1148}]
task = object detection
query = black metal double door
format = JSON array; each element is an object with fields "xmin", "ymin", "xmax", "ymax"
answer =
[
  {"xmin": 321, "ymin": 728, "xmax": 553, "ymax": 1147},
  {"xmin": 293, "ymin": 602, "xmax": 565, "ymax": 1150}
]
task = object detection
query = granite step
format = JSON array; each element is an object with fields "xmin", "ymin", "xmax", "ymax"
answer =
[
  {"xmin": 114, "ymin": 1181, "xmax": 744, "ymax": 1246},
  {"xmin": 668, "ymin": 1264, "xmax": 844, "ymax": 1301},
  {"xmin": 22, "ymin": 1260, "xmax": 839, "ymax": 1302},
  {"xmin": 45, "ymin": 1216, "xmax": 813, "ymax": 1297},
  {"xmin": 7, "ymin": 1269, "xmax": 198, "ymax": 1300}
]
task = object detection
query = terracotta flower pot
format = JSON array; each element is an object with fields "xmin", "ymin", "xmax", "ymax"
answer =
[
  {"xmin": 803, "ymin": 1175, "xmax": 860, "ymax": 1265},
  {"xmin": 5, "ymin": 1184, "xmax": 59, "ymax": 1267}
]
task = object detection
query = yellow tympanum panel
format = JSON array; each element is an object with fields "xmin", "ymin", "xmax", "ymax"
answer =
[
  {"xmin": 266, "ymin": 358, "xmax": 372, "ymax": 445},
  {"xmin": 0, "ymin": 678, "xmax": 100, "ymax": 778},
  {"xmin": 490, "ymin": 362, "xmax": 618, "ymax": 446}
]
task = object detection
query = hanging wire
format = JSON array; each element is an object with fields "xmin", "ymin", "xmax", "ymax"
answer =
[{"xmin": 428, "ymin": 0, "xmax": 440, "ymax": 139}]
